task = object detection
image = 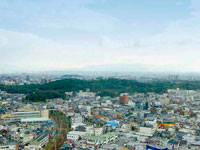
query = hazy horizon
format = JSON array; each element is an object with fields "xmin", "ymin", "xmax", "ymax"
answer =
[{"xmin": 0, "ymin": 0, "xmax": 200, "ymax": 73}]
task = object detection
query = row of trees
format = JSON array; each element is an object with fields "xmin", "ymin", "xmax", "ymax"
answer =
[{"xmin": 1, "ymin": 78, "xmax": 200, "ymax": 102}]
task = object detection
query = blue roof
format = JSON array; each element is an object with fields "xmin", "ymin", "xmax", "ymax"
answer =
[
  {"xmin": 107, "ymin": 122, "xmax": 118, "ymax": 126},
  {"xmin": 122, "ymin": 121, "xmax": 131, "ymax": 124},
  {"xmin": 46, "ymin": 122, "xmax": 53, "ymax": 125},
  {"xmin": 136, "ymin": 99, "xmax": 142, "ymax": 103}
]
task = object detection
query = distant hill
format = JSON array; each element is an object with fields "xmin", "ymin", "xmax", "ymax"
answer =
[
  {"xmin": 61, "ymin": 74, "xmax": 83, "ymax": 79},
  {"xmin": 1, "ymin": 78, "xmax": 200, "ymax": 102}
]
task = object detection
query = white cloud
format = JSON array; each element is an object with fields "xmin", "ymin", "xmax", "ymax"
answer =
[{"xmin": 0, "ymin": 0, "xmax": 200, "ymax": 73}]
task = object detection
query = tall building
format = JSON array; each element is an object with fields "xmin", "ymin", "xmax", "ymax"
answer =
[
  {"xmin": 168, "ymin": 75, "xmax": 179, "ymax": 81},
  {"xmin": 40, "ymin": 109, "xmax": 49, "ymax": 119},
  {"xmin": 119, "ymin": 93, "xmax": 129, "ymax": 104},
  {"xmin": 26, "ymin": 75, "xmax": 30, "ymax": 81}
]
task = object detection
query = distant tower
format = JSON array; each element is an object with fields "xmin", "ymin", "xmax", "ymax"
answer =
[
  {"xmin": 41, "ymin": 78, "xmax": 47, "ymax": 84},
  {"xmin": 168, "ymin": 75, "xmax": 179, "ymax": 81},
  {"xmin": 119, "ymin": 93, "xmax": 129, "ymax": 104},
  {"xmin": 26, "ymin": 75, "xmax": 30, "ymax": 81},
  {"xmin": 144, "ymin": 101, "xmax": 149, "ymax": 110}
]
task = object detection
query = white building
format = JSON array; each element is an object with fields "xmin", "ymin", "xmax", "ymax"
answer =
[
  {"xmin": 137, "ymin": 127, "xmax": 155, "ymax": 137},
  {"xmin": 78, "ymin": 91, "xmax": 96, "ymax": 98},
  {"xmin": 86, "ymin": 127, "xmax": 104, "ymax": 136},
  {"xmin": 71, "ymin": 113, "xmax": 83, "ymax": 124},
  {"xmin": 12, "ymin": 111, "xmax": 41, "ymax": 122},
  {"xmin": 67, "ymin": 131, "xmax": 87, "ymax": 141},
  {"xmin": 40, "ymin": 109, "xmax": 49, "ymax": 118},
  {"xmin": 22, "ymin": 134, "xmax": 34, "ymax": 145},
  {"xmin": 25, "ymin": 132, "xmax": 49, "ymax": 150},
  {"xmin": 0, "ymin": 144, "xmax": 17, "ymax": 150}
]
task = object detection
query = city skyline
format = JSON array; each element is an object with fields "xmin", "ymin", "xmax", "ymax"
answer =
[{"xmin": 0, "ymin": 0, "xmax": 200, "ymax": 73}]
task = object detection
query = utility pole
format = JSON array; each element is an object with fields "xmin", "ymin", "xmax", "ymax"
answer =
[{"xmin": 54, "ymin": 137, "xmax": 57, "ymax": 150}]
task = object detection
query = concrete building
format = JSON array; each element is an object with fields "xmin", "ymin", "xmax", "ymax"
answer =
[
  {"xmin": 0, "ymin": 143, "xmax": 17, "ymax": 150},
  {"xmin": 119, "ymin": 93, "xmax": 129, "ymax": 104},
  {"xmin": 87, "ymin": 127, "xmax": 104, "ymax": 136},
  {"xmin": 67, "ymin": 131, "xmax": 87, "ymax": 141},
  {"xmin": 25, "ymin": 132, "xmax": 49, "ymax": 150},
  {"xmin": 40, "ymin": 109, "xmax": 49, "ymax": 118},
  {"xmin": 21, "ymin": 117, "xmax": 49, "ymax": 123},
  {"xmin": 13, "ymin": 111, "xmax": 40, "ymax": 121},
  {"xmin": 71, "ymin": 113, "xmax": 83, "ymax": 124}
]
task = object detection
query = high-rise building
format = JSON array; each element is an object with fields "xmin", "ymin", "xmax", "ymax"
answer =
[
  {"xmin": 168, "ymin": 75, "xmax": 179, "ymax": 81},
  {"xmin": 26, "ymin": 75, "xmax": 30, "ymax": 81},
  {"xmin": 119, "ymin": 93, "xmax": 129, "ymax": 104}
]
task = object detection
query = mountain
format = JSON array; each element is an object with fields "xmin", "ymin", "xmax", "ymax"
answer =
[{"xmin": 66, "ymin": 63, "xmax": 189, "ymax": 73}]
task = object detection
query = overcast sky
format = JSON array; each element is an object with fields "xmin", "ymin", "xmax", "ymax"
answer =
[{"xmin": 0, "ymin": 0, "xmax": 200, "ymax": 73}]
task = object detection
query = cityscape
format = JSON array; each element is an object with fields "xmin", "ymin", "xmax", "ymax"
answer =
[
  {"xmin": 1, "ymin": 0, "xmax": 200, "ymax": 150},
  {"xmin": 1, "ymin": 73, "xmax": 200, "ymax": 150}
]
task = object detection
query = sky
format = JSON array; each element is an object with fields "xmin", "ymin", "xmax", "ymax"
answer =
[{"xmin": 0, "ymin": 0, "xmax": 200, "ymax": 73}]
